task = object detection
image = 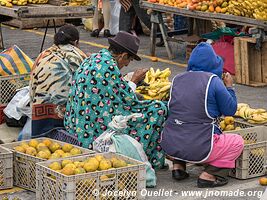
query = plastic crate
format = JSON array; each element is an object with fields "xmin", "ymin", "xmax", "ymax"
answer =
[
  {"xmin": 38, "ymin": 128, "xmax": 82, "ymax": 146},
  {"xmin": 0, "ymin": 105, "xmax": 6, "ymax": 125},
  {"xmin": 36, "ymin": 152, "xmax": 146, "ymax": 200},
  {"xmin": 0, "ymin": 145, "xmax": 13, "ymax": 189},
  {"xmin": 1, "ymin": 137, "xmax": 94, "ymax": 191},
  {"xmin": 0, "ymin": 73, "xmax": 31, "ymax": 105},
  {"xmin": 226, "ymin": 126, "xmax": 267, "ymax": 179}
]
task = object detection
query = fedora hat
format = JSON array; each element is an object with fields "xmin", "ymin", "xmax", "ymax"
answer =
[{"xmin": 108, "ymin": 31, "xmax": 141, "ymax": 61}]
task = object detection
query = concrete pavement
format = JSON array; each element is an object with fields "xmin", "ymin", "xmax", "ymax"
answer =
[{"xmin": 0, "ymin": 24, "xmax": 267, "ymax": 199}]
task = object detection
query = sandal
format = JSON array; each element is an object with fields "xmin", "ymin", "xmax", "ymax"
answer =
[{"xmin": 197, "ymin": 176, "xmax": 228, "ymax": 188}]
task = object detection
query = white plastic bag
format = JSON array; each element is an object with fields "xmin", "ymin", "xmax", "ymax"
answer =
[
  {"xmin": 3, "ymin": 86, "xmax": 31, "ymax": 120},
  {"xmin": 109, "ymin": 0, "xmax": 121, "ymax": 35},
  {"xmin": 93, "ymin": 113, "xmax": 141, "ymax": 152},
  {"xmin": 93, "ymin": 113, "xmax": 157, "ymax": 187}
]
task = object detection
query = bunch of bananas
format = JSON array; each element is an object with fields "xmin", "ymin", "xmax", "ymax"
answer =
[
  {"xmin": 0, "ymin": 0, "xmax": 13, "ymax": 7},
  {"xmin": 227, "ymin": 0, "xmax": 267, "ymax": 20},
  {"xmin": 235, "ymin": 103, "xmax": 267, "ymax": 124},
  {"xmin": 12, "ymin": 0, "xmax": 27, "ymax": 5},
  {"xmin": 28, "ymin": 0, "xmax": 48, "ymax": 4},
  {"xmin": 136, "ymin": 68, "xmax": 171, "ymax": 100},
  {"xmin": 68, "ymin": 0, "xmax": 91, "ymax": 6}
]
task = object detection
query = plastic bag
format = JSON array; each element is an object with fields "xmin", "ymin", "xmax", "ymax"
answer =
[
  {"xmin": 109, "ymin": 0, "xmax": 121, "ymax": 35},
  {"xmin": 202, "ymin": 27, "xmax": 246, "ymax": 41},
  {"xmin": 93, "ymin": 114, "xmax": 157, "ymax": 187},
  {"xmin": 3, "ymin": 86, "xmax": 31, "ymax": 120}
]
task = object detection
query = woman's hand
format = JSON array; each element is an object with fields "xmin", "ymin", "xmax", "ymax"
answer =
[
  {"xmin": 131, "ymin": 68, "xmax": 149, "ymax": 84},
  {"xmin": 223, "ymin": 72, "xmax": 234, "ymax": 88}
]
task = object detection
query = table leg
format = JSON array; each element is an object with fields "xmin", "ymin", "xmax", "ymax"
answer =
[
  {"xmin": 150, "ymin": 21, "xmax": 157, "ymax": 57},
  {"xmin": 0, "ymin": 23, "xmax": 4, "ymax": 50},
  {"xmin": 158, "ymin": 13, "xmax": 173, "ymax": 59},
  {"xmin": 40, "ymin": 19, "xmax": 50, "ymax": 53},
  {"xmin": 52, "ymin": 19, "xmax": 57, "ymax": 34}
]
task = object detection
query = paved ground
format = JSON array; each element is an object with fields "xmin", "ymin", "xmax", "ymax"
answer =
[{"xmin": 1, "ymin": 24, "xmax": 267, "ymax": 200}]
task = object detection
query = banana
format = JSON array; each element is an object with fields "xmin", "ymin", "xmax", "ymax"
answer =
[
  {"xmin": 158, "ymin": 85, "xmax": 171, "ymax": 93},
  {"xmin": 136, "ymin": 68, "xmax": 172, "ymax": 101}
]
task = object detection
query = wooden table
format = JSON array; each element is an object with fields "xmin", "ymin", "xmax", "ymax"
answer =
[
  {"xmin": 140, "ymin": 1, "xmax": 267, "ymax": 59},
  {"xmin": 0, "ymin": 4, "xmax": 94, "ymax": 51}
]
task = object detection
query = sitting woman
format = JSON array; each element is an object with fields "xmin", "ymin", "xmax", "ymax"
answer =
[
  {"xmin": 30, "ymin": 24, "xmax": 87, "ymax": 137},
  {"xmin": 64, "ymin": 31, "xmax": 167, "ymax": 169},
  {"xmin": 161, "ymin": 42, "xmax": 244, "ymax": 188}
]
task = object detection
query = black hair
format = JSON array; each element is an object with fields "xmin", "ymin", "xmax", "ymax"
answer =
[
  {"xmin": 108, "ymin": 44, "xmax": 126, "ymax": 55},
  {"xmin": 54, "ymin": 24, "xmax": 79, "ymax": 46}
]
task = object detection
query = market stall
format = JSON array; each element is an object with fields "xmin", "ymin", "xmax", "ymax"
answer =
[
  {"xmin": 140, "ymin": 0, "xmax": 267, "ymax": 59},
  {"xmin": 0, "ymin": 3, "xmax": 94, "ymax": 51}
]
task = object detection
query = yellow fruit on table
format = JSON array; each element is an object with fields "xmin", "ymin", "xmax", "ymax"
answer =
[
  {"xmin": 61, "ymin": 167, "xmax": 75, "ymax": 176},
  {"xmin": 74, "ymin": 167, "xmax": 86, "ymax": 175},
  {"xmin": 37, "ymin": 143, "xmax": 49, "ymax": 152},
  {"xmin": 62, "ymin": 153, "xmax": 72, "ymax": 158},
  {"xmin": 14, "ymin": 146, "xmax": 25, "ymax": 153},
  {"xmin": 43, "ymin": 139, "xmax": 52, "ymax": 147},
  {"xmin": 54, "ymin": 149, "xmax": 65, "ymax": 157},
  {"xmin": 112, "ymin": 158, "xmax": 127, "ymax": 168},
  {"xmin": 70, "ymin": 148, "xmax": 82, "ymax": 155},
  {"xmin": 74, "ymin": 161, "xmax": 85, "ymax": 168},
  {"xmin": 83, "ymin": 160, "xmax": 99, "ymax": 172},
  {"xmin": 49, "ymin": 153, "xmax": 61, "ymax": 160},
  {"xmin": 49, "ymin": 142, "xmax": 61, "ymax": 153},
  {"xmin": 235, "ymin": 126, "xmax": 242, "ymax": 130},
  {"xmin": 98, "ymin": 159, "xmax": 112, "ymax": 171},
  {"xmin": 49, "ymin": 162, "xmax": 62, "ymax": 170},
  {"xmin": 36, "ymin": 151, "xmax": 50, "ymax": 159},
  {"xmin": 62, "ymin": 143, "xmax": 73, "ymax": 152},
  {"xmin": 224, "ymin": 116, "xmax": 234, "ymax": 125},
  {"xmin": 62, "ymin": 160, "xmax": 73, "ymax": 168},
  {"xmin": 95, "ymin": 155, "xmax": 104, "ymax": 162},
  {"xmin": 25, "ymin": 147, "xmax": 37, "ymax": 156},
  {"xmin": 28, "ymin": 139, "xmax": 39, "ymax": 148},
  {"xmin": 100, "ymin": 175, "xmax": 109, "ymax": 181}
]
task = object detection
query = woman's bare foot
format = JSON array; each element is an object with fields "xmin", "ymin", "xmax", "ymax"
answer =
[{"xmin": 199, "ymin": 172, "xmax": 216, "ymax": 181}]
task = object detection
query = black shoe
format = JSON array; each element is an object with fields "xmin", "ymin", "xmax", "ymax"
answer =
[
  {"xmin": 172, "ymin": 169, "xmax": 189, "ymax": 181},
  {"xmin": 91, "ymin": 29, "xmax": 100, "ymax": 37},
  {"xmin": 103, "ymin": 29, "xmax": 113, "ymax": 38},
  {"xmin": 197, "ymin": 176, "xmax": 228, "ymax": 188}
]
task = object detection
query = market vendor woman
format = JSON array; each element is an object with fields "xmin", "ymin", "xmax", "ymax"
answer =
[
  {"xmin": 64, "ymin": 31, "xmax": 168, "ymax": 169},
  {"xmin": 161, "ymin": 42, "xmax": 244, "ymax": 188},
  {"xmin": 30, "ymin": 25, "xmax": 87, "ymax": 137}
]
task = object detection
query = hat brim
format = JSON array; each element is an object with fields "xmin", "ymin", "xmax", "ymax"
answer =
[{"xmin": 108, "ymin": 38, "xmax": 141, "ymax": 61}]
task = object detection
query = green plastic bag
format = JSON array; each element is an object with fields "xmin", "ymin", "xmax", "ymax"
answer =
[{"xmin": 202, "ymin": 27, "xmax": 246, "ymax": 40}]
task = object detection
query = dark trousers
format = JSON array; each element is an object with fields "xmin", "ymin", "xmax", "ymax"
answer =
[
  {"xmin": 173, "ymin": 160, "xmax": 230, "ymax": 178},
  {"xmin": 119, "ymin": 0, "xmax": 151, "ymax": 33}
]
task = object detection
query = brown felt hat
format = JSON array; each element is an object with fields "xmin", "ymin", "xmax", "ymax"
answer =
[{"xmin": 108, "ymin": 31, "xmax": 141, "ymax": 61}]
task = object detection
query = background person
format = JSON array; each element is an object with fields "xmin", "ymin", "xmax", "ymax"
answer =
[{"xmin": 30, "ymin": 24, "xmax": 87, "ymax": 137}]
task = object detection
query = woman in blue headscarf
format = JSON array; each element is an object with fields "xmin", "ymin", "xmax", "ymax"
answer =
[{"xmin": 161, "ymin": 42, "xmax": 244, "ymax": 188}]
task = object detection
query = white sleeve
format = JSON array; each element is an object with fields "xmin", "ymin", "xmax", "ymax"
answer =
[{"xmin": 128, "ymin": 81, "xmax": 137, "ymax": 92}]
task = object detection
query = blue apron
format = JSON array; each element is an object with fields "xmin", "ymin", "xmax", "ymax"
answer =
[{"xmin": 161, "ymin": 71, "xmax": 217, "ymax": 163}]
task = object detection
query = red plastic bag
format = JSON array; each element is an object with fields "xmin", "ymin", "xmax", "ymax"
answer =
[{"xmin": 212, "ymin": 36, "xmax": 235, "ymax": 75}]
